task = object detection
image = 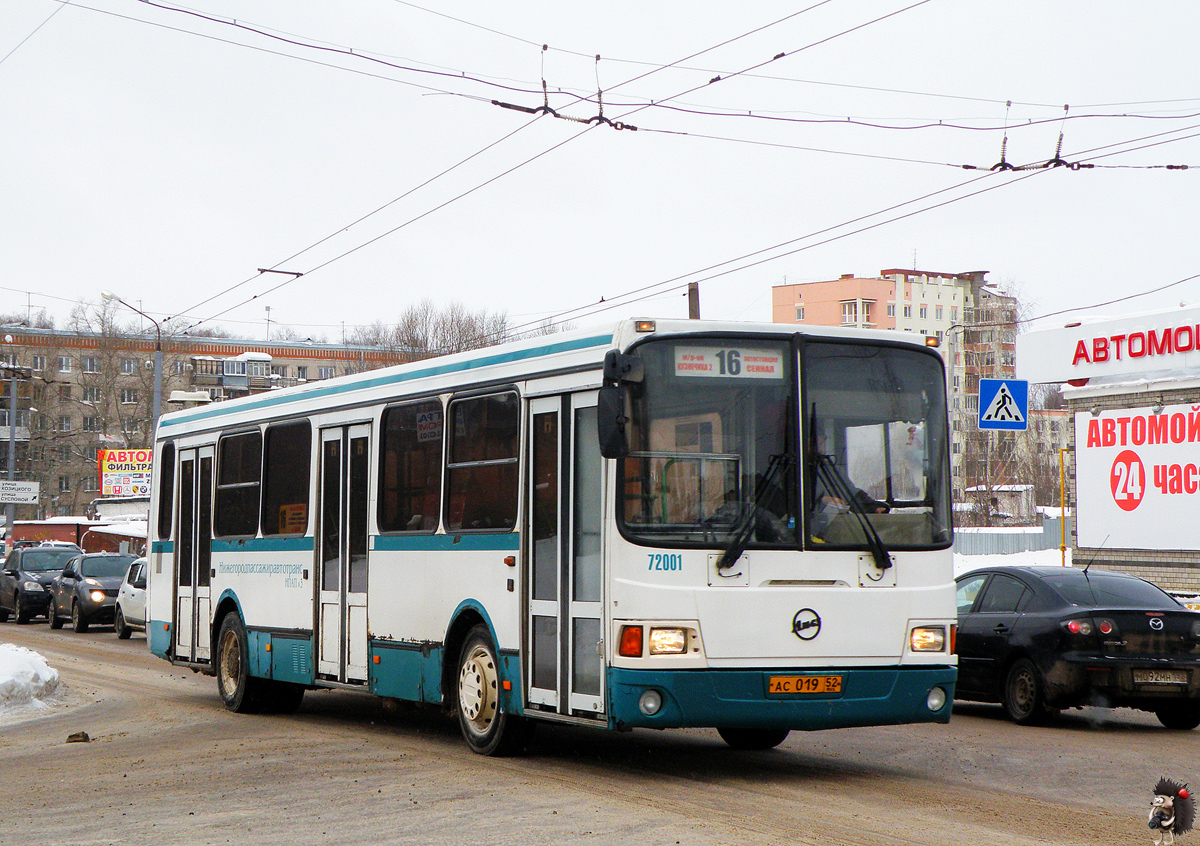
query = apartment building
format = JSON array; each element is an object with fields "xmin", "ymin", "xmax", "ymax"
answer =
[{"xmin": 0, "ymin": 326, "xmax": 409, "ymax": 518}]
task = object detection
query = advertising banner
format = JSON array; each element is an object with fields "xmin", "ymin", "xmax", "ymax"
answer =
[
  {"xmin": 97, "ymin": 449, "xmax": 153, "ymax": 497},
  {"xmin": 1019, "ymin": 305, "xmax": 1200, "ymax": 383},
  {"xmin": 1075, "ymin": 404, "xmax": 1200, "ymax": 549}
]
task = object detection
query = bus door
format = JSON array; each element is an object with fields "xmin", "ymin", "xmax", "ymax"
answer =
[
  {"xmin": 317, "ymin": 424, "xmax": 371, "ymax": 684},
  {"xmin": 175, "ymin": 446, "xmax": 213, "ymax": 664},
  {"xmin": 526, "ymin": 393, "xmax": 605, "ymax": 718}
]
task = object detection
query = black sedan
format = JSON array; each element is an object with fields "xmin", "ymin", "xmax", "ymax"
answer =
[
  {"xmin": 955, "ymin": 565, "xmax": 1200, "ymax": 729},
  {"xmin": 0, "ymin": 545, "xmax": 81, "ymax": 623},
  {"xmin": 48, "ymin": 552, "xmax": 138, "ymax": 632}
]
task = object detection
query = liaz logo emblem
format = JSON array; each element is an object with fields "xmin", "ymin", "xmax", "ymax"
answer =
[
  {"xmin": 792, "ymin": 608, "xmax": 821, "ymax": 641},
  {"xmin": 1149, "ymin": 617, "xmax": 1165, "ymax": 631}
]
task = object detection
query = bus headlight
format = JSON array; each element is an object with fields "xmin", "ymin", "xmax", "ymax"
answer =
[
  {"xmin": 910, "ymin": 626, "xmax": 946, "ymax": 652},
  {"xmin": 648, "ymin": 627, "xmax": 687, "ymax": 655}
]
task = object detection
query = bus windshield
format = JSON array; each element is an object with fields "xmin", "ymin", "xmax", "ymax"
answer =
[
  {"xmin": 617, "ymin": 336, "xmax": 952, "ymax": 551},
  {"xmin": 803, "ymin": 340, "xmax": 951, "ymax": 549},
  {"xmin": 619, "ymin": 338, "xmax": 798, "ymax": 547}
]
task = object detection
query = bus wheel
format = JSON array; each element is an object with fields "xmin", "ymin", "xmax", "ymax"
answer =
[
  {"xmin": 717, "ymin": 727, "xmax": 791, "ymax": 750},
  {"xmin": 456, "ymin": 624, "xmax": 531, "ymax": 756},
  {"xmin": 215, "ymin": 614, "xmax": 263, "ymax": 714}
]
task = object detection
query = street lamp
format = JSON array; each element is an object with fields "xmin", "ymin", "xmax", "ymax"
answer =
[{"xmin": 101, "ymin": 292, "xmax": 162, "ymax": 434}]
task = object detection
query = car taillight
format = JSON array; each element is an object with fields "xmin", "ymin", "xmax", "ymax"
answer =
[
  {"xmin": 1095, "ymin": 618, "xmax": 1119, "ymax": 636},
  {"xmin": 1063, "ymin": 618, "xmax": 1094, "ymax": 636}
]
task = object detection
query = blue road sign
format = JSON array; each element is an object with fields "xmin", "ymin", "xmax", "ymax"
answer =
[{"xmin": 977, "ymin": 379, "xmax": 1029, "ymax": 430}]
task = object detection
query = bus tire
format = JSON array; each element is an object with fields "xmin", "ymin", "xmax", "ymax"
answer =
[
  {"xmin": 215, "ymin": 613, "xmax": 264, "ymax": 714},
  {"xmin": 455, "ymin": 624, "xmax": 532, "ymax": 756},
  {"xmin": 717, "ymin": 727, "xmax": 791, "ymax": 750}
]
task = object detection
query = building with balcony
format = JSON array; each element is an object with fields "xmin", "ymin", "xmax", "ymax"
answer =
[{"xmin": 0, "ymin": 326, "xmax": 411, "ymax": 519}]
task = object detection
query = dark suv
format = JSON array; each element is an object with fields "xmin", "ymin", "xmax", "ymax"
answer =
[
  {"xmin": 0, "ymin": 545, "xmax": 82, "ymax": 623},
  {"xmin": 49, "ymin": 552, "xmax": 138, "ymax": 632}
]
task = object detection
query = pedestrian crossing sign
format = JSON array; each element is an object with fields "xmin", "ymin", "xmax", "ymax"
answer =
[{"xmin": 977, "ymin": 379, "xmax": 1028, "ymax": 430}]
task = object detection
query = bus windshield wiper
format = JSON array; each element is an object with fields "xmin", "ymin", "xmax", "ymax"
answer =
[
  {"xmin": 814, "ymin": 452, "xmax": 892, "ymax": 571},
  {"xmin": 716, "ymin": 452, "xmax": 792, "ymax": 573}
]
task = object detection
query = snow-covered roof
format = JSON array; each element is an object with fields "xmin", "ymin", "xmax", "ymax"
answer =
[
  {"xmin": 84, "ymin": 523, "xmax": 147, "ymax": 540},
  {"xmin": 963, "ymin": 484, "xmax": 1033, "ymax": 492}
]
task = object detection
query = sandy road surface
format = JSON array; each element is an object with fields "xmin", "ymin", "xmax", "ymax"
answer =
[{"xmin": 0, "ymin": 624, "xmax": 1190, "ymax": 846}]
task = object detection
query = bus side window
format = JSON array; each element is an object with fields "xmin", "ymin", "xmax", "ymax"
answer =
[
  {"xmin": 156, "ymin": 441, "xmax": 175, "ymax": 541},
  {"xmin": 215, "ymin": 430, "xmax": 263, "ymax": 537},
  {"xmin": 378, "ymin": 400, "xmax": 443, "ymax": 533},
  {"xmin": 445, "ymin": 393, "xmax": 519, "ymax": 532},
  {"xmin": 261, "ymin": 421, "xmax": 312, "ymax": 536}
]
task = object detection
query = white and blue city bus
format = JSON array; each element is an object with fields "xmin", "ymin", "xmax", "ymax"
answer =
[{"xmin": 147, "ymin": 318, "xmax": 957, "ymax": 754}]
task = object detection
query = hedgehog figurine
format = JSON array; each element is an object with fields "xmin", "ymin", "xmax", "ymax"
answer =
[{"xmin": 1150, "ymin": 778, "xmax": 1195, "ymax": 846}]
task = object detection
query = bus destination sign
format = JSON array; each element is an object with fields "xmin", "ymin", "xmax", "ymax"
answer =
[{"xmin": 674, "ymin": 347, "xmax": 783, "ymax": 380}]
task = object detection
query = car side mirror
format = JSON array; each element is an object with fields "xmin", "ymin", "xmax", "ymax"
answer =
[{"xmin": 133, "ymin": 578, "xmax": 146, "ymax": 590}]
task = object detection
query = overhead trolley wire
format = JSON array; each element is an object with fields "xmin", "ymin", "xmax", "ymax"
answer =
[
  {"xmin": 182, "ymin": 1, "xmax": 870, "ymax": 330},
  {"xmin": 501, "ymin": 122, "xmax": 1200, "ymax": 337}
]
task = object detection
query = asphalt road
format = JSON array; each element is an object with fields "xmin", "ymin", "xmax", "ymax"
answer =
[{"xmin": 0, "ymin": 622, "xmax": 1190, "ymax": 846}]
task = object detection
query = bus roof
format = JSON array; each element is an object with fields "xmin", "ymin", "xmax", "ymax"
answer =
[{"xmin": 155, "ymin": 317, "xmax": 931, "ymax": 438}]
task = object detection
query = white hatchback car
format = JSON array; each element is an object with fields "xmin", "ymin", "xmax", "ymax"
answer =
[{"xmin": 114, "ymin": 558, "xmax": 147, "ymax": 639}]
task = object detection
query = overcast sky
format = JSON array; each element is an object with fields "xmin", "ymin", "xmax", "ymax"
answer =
[{"xmin": 3, "ymin": 0, "xmax": 1198, "ymax": 342}]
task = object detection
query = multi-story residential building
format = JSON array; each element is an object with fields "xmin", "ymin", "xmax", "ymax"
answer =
[
  {"xmin": 0, "ymin": 326, "xmax": 409, "ymax": 519},
  {"xmin": 772, "ymin": 269, "xmax": 1020, "ymax": 500}
]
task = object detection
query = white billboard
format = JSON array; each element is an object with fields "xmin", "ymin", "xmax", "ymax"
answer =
[
  {"xmin": 1019, "ymin": 305, "xmax": 1200, "ymax": 384},
  {"xmin": 1075, "ymin": 403, "xmax": 1200, "ymax": 549}
]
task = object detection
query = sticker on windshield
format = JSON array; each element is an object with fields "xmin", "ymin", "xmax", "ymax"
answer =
[{"xmin": 674, "ymin": 347, "xmax": 783, "ymax": 379}]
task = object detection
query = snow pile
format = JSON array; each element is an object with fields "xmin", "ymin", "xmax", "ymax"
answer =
[{"xmin": 0, "ymin": 644, "xmax": 61, "ymax": 716}]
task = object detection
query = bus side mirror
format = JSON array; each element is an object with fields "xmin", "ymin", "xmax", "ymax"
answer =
[
  {"xmin": 597, "ymin": 385, "xmax": 630, "ymax": 458},
  {"xmin": 603, "ymin": 350, "xmax": 643, "ymax": 384}
]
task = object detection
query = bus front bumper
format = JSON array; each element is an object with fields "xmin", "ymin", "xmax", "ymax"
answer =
[{"xmin": 608, "ymin": 665, "xmax": 957, "ymax": 731}]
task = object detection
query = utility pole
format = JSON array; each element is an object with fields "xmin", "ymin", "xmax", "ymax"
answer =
[{"xmin": 687, "ymin": 283, "xmax": 701, "ymax": 319}]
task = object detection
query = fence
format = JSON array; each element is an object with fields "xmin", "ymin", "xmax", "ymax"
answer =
[{"xmin": 953, "ymin": 516, "xmax": 1073, "ymax": 556}]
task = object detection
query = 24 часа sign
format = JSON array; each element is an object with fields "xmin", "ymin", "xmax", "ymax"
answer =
[{"xmin": 1075, "ymin": 405, "xmax": 1200, "ymax": 549}]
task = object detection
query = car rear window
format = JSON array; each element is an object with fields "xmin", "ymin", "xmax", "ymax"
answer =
[
  {"xmin": 79, "ymin": 555, "xmax": 137, "ymax": 578},
  {"xmin": 1046, "ymin": 573, "xmax": 1181, "ymax": 610},
  {"xmin": 18, "ymin": 550, "xmax": 79, "ymax": 571}
]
